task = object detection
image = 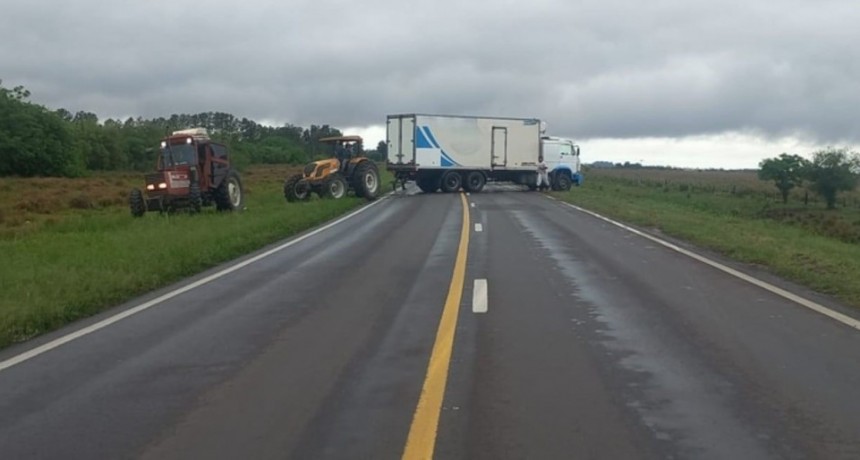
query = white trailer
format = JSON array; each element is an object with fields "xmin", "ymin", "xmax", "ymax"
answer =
[{"xmin": 386, "ymin": 114, "xmax": 581, "ymax": 193}]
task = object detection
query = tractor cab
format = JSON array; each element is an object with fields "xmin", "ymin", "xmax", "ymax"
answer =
[{"xmin": 321, "ymin": 135, "xmax": 363, "ymax": 172}]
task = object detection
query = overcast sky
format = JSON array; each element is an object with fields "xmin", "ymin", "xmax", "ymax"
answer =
[{"xmin": 2, "ymin": 0, "xmax": 858, "ymax": 168}]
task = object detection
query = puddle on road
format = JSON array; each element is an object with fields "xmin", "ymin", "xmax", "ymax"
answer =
[{"xmin": 510, "ymin": 210, "xmax": 774, "ymax": 460}]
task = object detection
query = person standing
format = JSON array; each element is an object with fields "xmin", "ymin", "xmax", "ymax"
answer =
[{"xmin": 536, "ymin": 156, "xmax": 550, "ymax": 191}]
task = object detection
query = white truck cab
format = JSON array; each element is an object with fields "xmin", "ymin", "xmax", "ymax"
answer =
[{"xmin": 541, "ymin": 136, "xmax": 583, "ymax": 188}]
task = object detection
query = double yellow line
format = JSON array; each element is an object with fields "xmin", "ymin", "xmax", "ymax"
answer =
[{"xmin": 402, "ymin": 193, "xmax": 471, "ymax": 460}]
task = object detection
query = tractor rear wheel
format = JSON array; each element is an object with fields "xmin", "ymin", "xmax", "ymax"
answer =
[
  {"xmin": 284, "ymin": 174, "xmax": 310, "ymax": 202},
  {"xmin": 129, "ymin": 188, "xmax": 146, "ymax": 217},
  {"xmin": 323, "ymin": 173, "xmax": 347, "ymax": 199},
  {"xmin": 352, "ymin": 161, "xmax": 380, "ymax": 200},
  {"xmin": 215, "ymin": 170, "xmax": 244, "ymax": 211}
]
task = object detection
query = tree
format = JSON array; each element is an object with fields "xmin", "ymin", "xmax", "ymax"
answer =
[
  {"xmin": 805, "ymin": 148, "xmax": 860, "ymax": 209},
  {"xmin": 0, "ymin": 82, "xmax": 82, "ymax": 177},
  {"xmin": 757, "ymin": 153, "xmax": 809, "ymax": 204},
  {"xmin": 377, "ymin": 140, "xmax": 387, "ymax": 158}
]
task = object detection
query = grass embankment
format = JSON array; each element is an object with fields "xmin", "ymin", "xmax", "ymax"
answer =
[
  {"xmin": 557, "ymin": 169, "xmax": 860, "ymax": 308},
  {"xmin": 0, "ymin": 164, "xmax": 387, "ymax": 349}
]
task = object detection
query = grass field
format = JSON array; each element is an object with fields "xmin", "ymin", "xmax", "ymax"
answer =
[
  {"xmin": 0, "ymin": 164, "xmax": 391, "ymax": 349},
  {"xmin": 557, "ymin": 168, "xmax": 860, "ymax": 308}
]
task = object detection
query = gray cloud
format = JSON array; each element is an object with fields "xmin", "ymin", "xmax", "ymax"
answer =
[{"xmin": 2, "ymin": 0, "xmax": 859, "ymax": 145}]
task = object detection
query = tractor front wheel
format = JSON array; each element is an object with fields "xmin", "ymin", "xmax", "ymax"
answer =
[
  {"xmin": 284, "ymin": 174, "xmax": 310, "ymax": 202},
  {"xmin": 129, "ymin": 188, "xmax": 146, "ymax": 217}
]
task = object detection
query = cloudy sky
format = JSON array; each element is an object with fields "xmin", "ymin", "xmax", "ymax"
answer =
[{"xmin": 2, "ymin": 0, "xmax": 858, "ymax": 168}]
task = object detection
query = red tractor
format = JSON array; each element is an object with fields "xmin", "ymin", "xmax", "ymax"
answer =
[{"xmin": 129, "ymin": 128, "xmax": 244, "ymax": 216}]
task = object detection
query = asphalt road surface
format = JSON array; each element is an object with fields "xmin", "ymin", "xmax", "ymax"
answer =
[{"xmin": 1, "ymin": 185, "xmax": 859, "ymax": 459}]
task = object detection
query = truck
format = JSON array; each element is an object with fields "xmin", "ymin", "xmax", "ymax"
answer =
[{"xmin": 386, "ymin": 114, "xmax": 582, "ymax": 193}]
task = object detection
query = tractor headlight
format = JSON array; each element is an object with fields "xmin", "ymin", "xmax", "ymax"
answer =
[
  {"xmin": 146, "ymin": 184, "xmax": 155, "ymax": 191},
  {"xmin": 161, "ymin": 141, "xmax": 167, "ymax": 148},
  {"xmin": 158, "ymin": 182, "xmax": 167, "ymax": 189},
  {"xmin": 186, "ymin": 138, "xmax": 192, "ymax": 144}
]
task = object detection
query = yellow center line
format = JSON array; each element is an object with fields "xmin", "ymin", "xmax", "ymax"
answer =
[{"xmin": 402, "ymin": 192, "xmax": 470, "ymax": 460}]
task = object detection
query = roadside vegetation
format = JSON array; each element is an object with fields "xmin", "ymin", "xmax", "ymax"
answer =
[
  {"xmin": 0, "ymin": 165, "xmax": 388, "ymax": 349},
  {"xmin": 557, "ymin": 159, "xmax": 860, "ymax": 308},
  {"xmin": 0, "ymin": 81, "xmax": 396, "ymax": 349}
]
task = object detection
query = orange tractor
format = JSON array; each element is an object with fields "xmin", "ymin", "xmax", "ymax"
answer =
[
  {"xmin": 129, "ymin": 128, "xmax": 244, "ymax": 216},
  {"xmin": 283, "ymin": 135, "xmax": 380, "ymax": 202}
]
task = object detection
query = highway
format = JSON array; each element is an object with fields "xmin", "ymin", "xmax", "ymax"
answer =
[{"xmin": 1, "ymin": 186, "xmax": 859, "ymax": 459}]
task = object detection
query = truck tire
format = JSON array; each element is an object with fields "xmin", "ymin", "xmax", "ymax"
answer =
[
  {"xmin": 352, "ymin": 161, "xmax": 379, "ymax": 200},
  {"xmin": 417, "ymin": 175, "xmax": 440, "ymax": 193},
  {"xmin": 440, "ymin": 171, "xmax": 462, "ymax": 193},
  {"xmin": 555, "ymin": 173, "xmax": 572, "ymax": 191},
  {"xmin": 323, "ymin": 173, "xmax": 347, "ymax": 199},
  {"xmin": 284, "ymin": 174, "xmax": 310, "ymax": 202},
  {"xmin": 215, "ymin": 170, "xmax": 244, "ymax": 211},
  {"xmin": 129, "ymin": 188, "xmax": 146, "ymax": 217},
  {"xmin": 463, "ymin": 171, "xmax": 486, "ymax": 193}
]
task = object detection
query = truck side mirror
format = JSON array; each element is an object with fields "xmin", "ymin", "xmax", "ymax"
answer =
[{"xmin": 575, "ymin": 146, "xmax": 580, "ymax": 156}]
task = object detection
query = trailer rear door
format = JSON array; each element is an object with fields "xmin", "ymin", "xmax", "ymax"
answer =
[{"xmin": 386, "ymin": 115, "xmax": 415, "ymax": 165}]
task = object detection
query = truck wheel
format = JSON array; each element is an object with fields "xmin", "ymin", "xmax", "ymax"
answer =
[
  {"xmin": 440, "ymin": 171, "xmax": 462, "ymax": 193},
  {"xmin": 323, "ymin": 174, "xmax": 347, "ymax": 199},
  {"xmin": 216, "ymin": 170, "xmax": 244, "ymax": 211},
  {"xmin": 556, "ymin": 173, "xmax": 572, "ymax": 191},
  {"xmin": 417, "ymin": 175, "xmax": 440, "ymax": 193},
  {"xmin": 463, "ymin": 171, "xmax": 486, "ymax": 193},
  {"xmin": 129, "ymin": 188, "xmax": 146, "ymax": 217},
  {"xmin": 352, "ymin": 161, "xmax": 379, "ymax": 200}
]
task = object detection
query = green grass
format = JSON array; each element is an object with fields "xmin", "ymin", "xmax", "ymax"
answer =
[
  {"xmin": 557, "ymin": 171, "xmax": 860, "ymax": 308},
  {"xmin": 0, "ymin": 171, "xmax": 367, "ymax": 348}
]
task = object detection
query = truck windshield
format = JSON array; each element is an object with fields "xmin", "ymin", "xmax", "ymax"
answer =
[{"xmin": 159, "ymin": 143, "xmax": 196, "ymax": 167}]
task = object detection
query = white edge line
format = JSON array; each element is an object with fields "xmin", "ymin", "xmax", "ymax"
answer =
[
  {"xmin": 473, "ymin": 279, "xmax": 488, "ymax": 313},
  {"xmin": 0, "ymin": 197, "xmax": 390, "ymax": 373},
  {"xmin": 558, "ymin": 201, "xmax": 860, "ymax": 331},
  {"xmin": 474, "ymin": 223, "xmax": 483, "ymax": 232}
]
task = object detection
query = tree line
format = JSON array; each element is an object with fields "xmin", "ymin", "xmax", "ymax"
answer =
[
  {"xmin": 0, "ymin": 80, "xmax": 385, "ymax": 177},
  {"xmin": 758, "ymin": 149, "xmax": 860, "ymax": 209}
]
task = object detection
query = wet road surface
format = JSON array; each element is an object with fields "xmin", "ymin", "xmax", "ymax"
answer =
[{"xmin": 1, "ymin": 185, "xmax": 859, "ymax": 459}]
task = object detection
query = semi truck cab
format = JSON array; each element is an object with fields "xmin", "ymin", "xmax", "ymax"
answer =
[{"xmin": 541, "ymin": 136, "xmax": 583, "ymax": 188}]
